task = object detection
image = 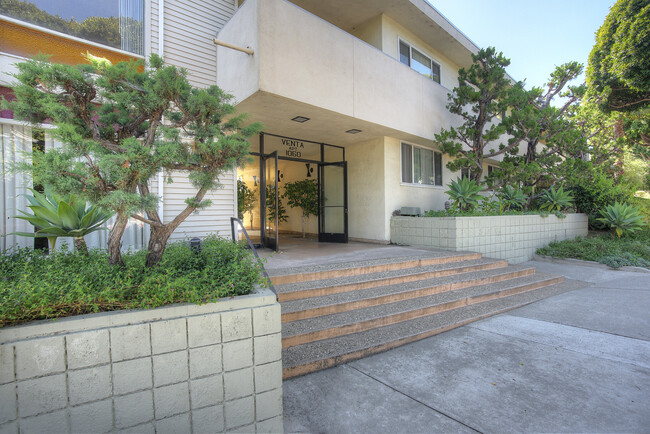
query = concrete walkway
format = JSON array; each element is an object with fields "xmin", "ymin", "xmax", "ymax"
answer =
[{"xmin": 283, "ymin": 260, "xmax": 650, "ymax": 433}]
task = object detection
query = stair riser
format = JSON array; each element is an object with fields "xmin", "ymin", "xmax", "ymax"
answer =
[
  {"xmin": 281, "ymin": 268, "xmax": 536, "ymax": 322},
  {"xmin": 283, "ymin": 312, "xmax": 492, "ymax": 380},
  {"xmin": 282, "ymin": 277, "xmax": 564, "ymax": 348},
  {"xmin": 278, "ymin": 261, "xmax": 509, "ymax": 302},
  {"xmin": 283, "ymin": 278, "xmax": 566, "ymax": 379},
  {"xmin": 270, "ymin": 253, "xmax": 482, "ymax": 285}
]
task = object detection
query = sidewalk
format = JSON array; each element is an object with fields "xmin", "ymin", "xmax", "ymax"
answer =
[{"xmin": 282, "ymin": 260, "xmax": 650, "ymax": 433}]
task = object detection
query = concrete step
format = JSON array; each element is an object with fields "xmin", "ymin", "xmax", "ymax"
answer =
[
  {"xmin": 281, "ymin": 272, "xmax": 563, "ymax": 348},
  {"xmin": 276, "ymin": 257, "xmax": 508, "ymax": 302},
  {"xmin": 269, "ymin": 251, "xmax": 482, "ymax": 285},
  {"xmin": 281, "ymin": 265, "xmax": 536, "ymax": 322},
  {"xmin": 282, "ymin": 279, "xmax": 587, "ymax": 379}
]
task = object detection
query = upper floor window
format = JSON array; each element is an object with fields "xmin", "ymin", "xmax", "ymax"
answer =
[
  {"xmin": 401, "ymin": 142, "xmax": 443, "ymax": 186},
  {"xmin": 399, "ymin": 39, "xmax": 441, "ymax": 84},
  {"xmin": 0, "ymin": 0, "xmax": 144, "ymax": 55}
]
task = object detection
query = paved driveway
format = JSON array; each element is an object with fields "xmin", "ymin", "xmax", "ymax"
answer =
[{"xmin": 283, "ymin": 260, "xmax": 650, "ymax": 433}]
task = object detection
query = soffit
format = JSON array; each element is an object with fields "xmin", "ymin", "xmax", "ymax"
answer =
[
  {"xmin": 237, "ymin": 91, "xmax": 432, "ymax": 148},
  {"xmin": 287, "ymin": 0, "xmax": 479, "ymax": 69}
]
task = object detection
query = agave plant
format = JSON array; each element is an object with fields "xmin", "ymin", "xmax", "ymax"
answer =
[
  {"xmin": 498, "ymin": 185, "xmax": 527, "ymax": 211},
  {"xmin": 446, "ymin": 178, "xmax": 483, "ymax": 212},
  {"xmin": 597, "ymin": 202, "xmax": 647, "ymax": 238},
  {"xmin": 539, "ymin": 186, "xmax": 574, "ymax": 212},
  {"xmin": 13, "ymin": 189, "xmax": 114, "ymax": 252}
]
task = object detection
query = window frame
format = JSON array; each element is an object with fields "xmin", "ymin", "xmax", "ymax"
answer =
[
  {"xmin": 400, "ymin": 142, "xmax": 443, "ymax": 187},
  {"xmin": 0, "ymin": 2, "xmax": 145, "ymax": 58},
  {"xmin": 398, "ymin": 38, "xmax": 441, "ymax": 84}
]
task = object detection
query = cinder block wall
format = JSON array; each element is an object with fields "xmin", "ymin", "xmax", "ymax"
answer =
[
  {"xmin": 0, "ymin": 289, "xmax": 283, "ymax": 433},
  {"xmin": 391, "ymin": 214, "xmax": 588, "ymax": 263}
]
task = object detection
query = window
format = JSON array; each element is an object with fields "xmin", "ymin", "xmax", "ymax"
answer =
[
  {"xmin": 399, "ymin": 39, "xmax": 441, "ymax": 84},
  {"xmin": 0, "ymin": 0, "xmax": 144, "ymax": 55},
  {"xmin": 487, "ymin": 165, "xmax": 498, "ymax": 176},
  {"xmin": 401, "ymin": 143, "xmax": 443, "ymax": 186},
  {"xmin": 461, "ymin": 168, "xmax": 470, "ymax": 179}
]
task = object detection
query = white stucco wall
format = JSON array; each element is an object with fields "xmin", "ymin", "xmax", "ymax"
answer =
[
  {"xmin": 346, "ymin": 138, "xmax": 387, "ymax": 242},
  {"xmin": 351, "ymin": 14, "xmax": 383, "ymax": 50}
]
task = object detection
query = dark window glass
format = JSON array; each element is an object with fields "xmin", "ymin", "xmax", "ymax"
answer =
[
  {"xmin": 399, "ymin": 41, "xmax": 410, "ymax": 66},
  {"xmin": 401, "ymin": 143, "xmax": 412, "ymax": 183},
  {"xmin": 434, "ymin": 152, "xmax": 443, "ymax": 185},
  {"xmin": 0, "ymin": 0, "xmax": 144, "ymax": 55},
  {"xmin": 431, "ymin": 63, "xmax": 441, "ymax": 84}
]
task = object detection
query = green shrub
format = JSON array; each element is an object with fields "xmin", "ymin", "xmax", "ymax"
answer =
[
  {"xmin": 497, "ymin": 186, "xmax": 527, "ymax": 211},
  {"xmin": 598, "ymin": 253, "xmax": 650, "ymax": 269},
  {"xmin": 597, "ymin": 202, "xmax": 647, "ymax": 237},
  {"xmin": 13, "ymin": 188, "xmax": 113, "ymax": 252},
  {"xmin": 0, "ymin": 236, "xmax": 266, "ymax": 327},
  {"xmin": 569, "ymin": 171, "xmax": 636, "ymax": 229},
  {"xmin": 537, "ymin": 228, "xmax": 650, "ymax": 269},
  {"xmin": 446, "ymin": 178, "xmax": 483, "ymax": 212},
  {"xmin": 538, "ymin": 186, "xmax": 574, "ymax": 212}
]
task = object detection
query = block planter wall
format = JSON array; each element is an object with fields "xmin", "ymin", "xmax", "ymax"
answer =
[
  {"xmin": 0, "ymin": 288, "xmax": 283, "ymax": 433},
  {"xmin": 391, "ymin": 213, "xmax": 588, "ymax": 264}
]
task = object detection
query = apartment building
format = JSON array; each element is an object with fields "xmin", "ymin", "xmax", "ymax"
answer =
[{"xmin": 1, "ymin": 0, "xmax": 494, "ymax": 251}]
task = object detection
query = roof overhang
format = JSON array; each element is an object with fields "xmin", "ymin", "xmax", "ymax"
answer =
[{"xmin": 288, "ymin": 0, "xmax": 480, "ymax": 69}]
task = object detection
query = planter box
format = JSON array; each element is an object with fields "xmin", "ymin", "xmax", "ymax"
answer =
[
  {"xmin": 0, "ymin": 288, "xmax": 283, "ymax": 433},
  {"xmin": 391, "ymin": 213, "xmax": 588, "ymax": 264}
]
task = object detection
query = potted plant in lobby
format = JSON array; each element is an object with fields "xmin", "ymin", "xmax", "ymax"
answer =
[{"xmin": 283, "ymin": 179, "xmax": 319, "ymax": 238}]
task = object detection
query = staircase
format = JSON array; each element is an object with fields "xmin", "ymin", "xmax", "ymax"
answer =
[{"xmin": 268, "ymin": 251, "xmax": 575, "ymax": 380}]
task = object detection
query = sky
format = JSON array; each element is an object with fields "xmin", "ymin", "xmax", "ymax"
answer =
[{"xmin": 427, "ymin": 0, "xmax": 616, "ymax": 89}]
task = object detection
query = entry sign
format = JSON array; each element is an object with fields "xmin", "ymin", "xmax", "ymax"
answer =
[{"xmin": 281, "ymin": 138, "xmax": 304, "ymax": 158}]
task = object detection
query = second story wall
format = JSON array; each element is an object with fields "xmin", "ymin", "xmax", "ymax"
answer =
[
  {"xmin": 380, "ymin": 14, "xmax": 460, "ymax": 91},
  {"xmin": 351, "ymin": 14, "xmax": 383, "ymax": 51}
]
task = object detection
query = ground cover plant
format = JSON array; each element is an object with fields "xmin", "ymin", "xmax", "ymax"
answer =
[
  {"xmin": 537, "ymin": 228, "xmax": 650, "ymax": 269},
  {"xmin": 0, "ymin": 236, "xmax": 266, "ymax": 327}
]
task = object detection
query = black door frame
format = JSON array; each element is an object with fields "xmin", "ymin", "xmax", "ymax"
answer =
[
  {"xmin": 255, "ymin": 132, "xmax": 348, "ymax": 248},
  {"xmin": 260, "ymin": 149, "xmax": 279, "ymax": 251},
  {"xmin": 318, "ymin": 161, "xmax": 348, "ymax": 243}
]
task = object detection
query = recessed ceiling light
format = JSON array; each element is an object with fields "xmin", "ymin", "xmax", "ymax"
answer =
[
  {"xmin": 291, "ymin": 116, "xmax": 310, "ymax": 123},
  {"xmin": 346, "ymin": 129, "xmax": 362, "ymax": 134}
]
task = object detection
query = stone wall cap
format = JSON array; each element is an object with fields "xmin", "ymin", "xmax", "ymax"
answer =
[{"xmin": 0, "ymin": 286, "xmax": 276, "ymax": 344}]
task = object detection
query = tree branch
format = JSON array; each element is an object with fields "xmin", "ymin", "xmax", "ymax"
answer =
[{"xmin": 129, "ymin": 213, "xmax": 164, "ymax": 228}]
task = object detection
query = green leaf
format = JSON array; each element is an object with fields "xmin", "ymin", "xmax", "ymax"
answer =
[
  {"xmin": 28, "ymin": 205, "xmax": 63, "ymax": 226},
  {"xmin": 57, "ymin": 201, "xmax": 81, "ymax": 229}
]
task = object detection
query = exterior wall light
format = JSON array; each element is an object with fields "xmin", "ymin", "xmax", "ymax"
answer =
[
  {"xmin": 305, "ymin": 163, "xmax": 314, "ymax": 177},
  {"xmin": 346, "ymin": 129, "xmax": 361, "ymax": 134},
  {"xmin": 291, "ymin": 116, "xmax": 310, "ymax": 123}
]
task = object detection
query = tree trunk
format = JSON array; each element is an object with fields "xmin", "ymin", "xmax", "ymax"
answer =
[
  {"xmin": 73, "ymin": 237, "xmax": 88, "ymax": 254},
  {"xmin": 302, "ymin": 214, "xmax": 306, "ymax": 238},
  {"xmin": 146, "ymin": 224, "xmax": 175, "ymax": 267},
  {"xmin": 108, "ymin": 214, "xmax": 128, "ymax": 266},
  {"xmin": 526, "ymin": 139, "xmax": 537, "ymax": 164}
]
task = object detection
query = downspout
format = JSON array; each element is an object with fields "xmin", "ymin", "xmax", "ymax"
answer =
[{"xmin": 157, "ymin": 0, "xmax": 164, "ymax": 222}]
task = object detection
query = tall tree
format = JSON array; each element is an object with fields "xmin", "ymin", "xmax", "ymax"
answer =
[
  {"xmin": 587, "ymin": 0, "xmax": 650, "ymax": 112},
  {"xmin": 497, "ymin": 62, "xmax": 591, "ymax": 195},
  {"xmin": 435, "ymin": 47, "xmax": 528, "ymax": 182},
  {"xmin": 5, "ymin": 54, "xmax": 261, "ymax": 267}
]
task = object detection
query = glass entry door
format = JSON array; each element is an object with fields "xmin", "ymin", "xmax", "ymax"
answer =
[
  {"xmin": 318, "ymin": 162, "xmax": 348, "ymax": 243},
  {"xmin": 262, "ymin": 151, "xmax": 279, "ymax": 251}
]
